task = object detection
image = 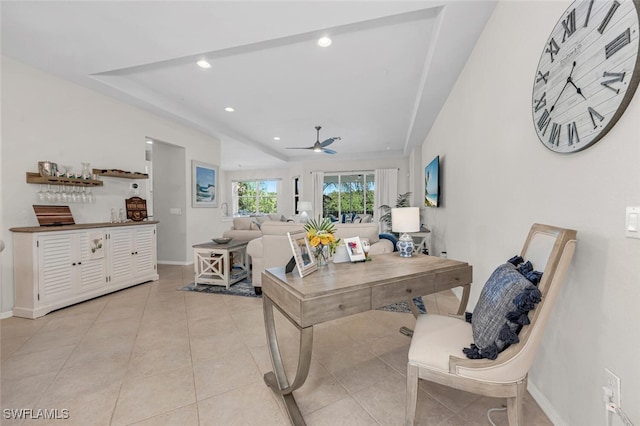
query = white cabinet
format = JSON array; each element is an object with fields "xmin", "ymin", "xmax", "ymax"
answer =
[
  {"xmin": 37, "ymin": 231, "xmax": 107, "ymax": 304},
  {"xmin": 12, "ymin": 223, "xmax": 158, "ymax": 319},
  {"xmin": 107, "ymin": 225, "xmax": 157, "ymax": 286}
]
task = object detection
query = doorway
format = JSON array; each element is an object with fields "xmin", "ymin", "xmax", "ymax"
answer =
[{"xmin": 147, "ymin": 138, "xmax": 188, "ymax": 264}]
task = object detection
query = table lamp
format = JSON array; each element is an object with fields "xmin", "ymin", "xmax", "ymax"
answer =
[
  {"xmin": 391, "ymin": 207, "xmax": 420, "ymax": 257},
  {"xmin": 298, "ymin": 201, "xmax": 313, "ymax": 223}
]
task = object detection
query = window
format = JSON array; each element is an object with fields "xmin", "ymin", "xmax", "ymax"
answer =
[
  {"xmin": 232, "ymin": 179, "xmax": 280, "ymax": 216},
  {"xmin": 323, "ymin": 173, "xmax": 374, "ymax": 220}
]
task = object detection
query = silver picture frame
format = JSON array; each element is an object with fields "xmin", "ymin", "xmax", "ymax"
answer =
[{"xmin": 287, "ymin": 230, "xmax": 317, "ymax": 277}]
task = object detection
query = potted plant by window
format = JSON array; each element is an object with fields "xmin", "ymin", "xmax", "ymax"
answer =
[{"xmin": 378, "ymin": 192, "xmax": 412, "ymax": 233}]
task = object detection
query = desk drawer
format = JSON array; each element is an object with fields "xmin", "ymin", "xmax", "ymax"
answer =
[
  {"xmin": 302, "ymin": 288, "xmax": 371, "ymax": 327},
  {"xmin": 371, "ymin": 276, "xmax": 436, "ymax": 309},
  {"xmin": 435, "ymin": 266, "xmax": 472, "ymax": 292}
]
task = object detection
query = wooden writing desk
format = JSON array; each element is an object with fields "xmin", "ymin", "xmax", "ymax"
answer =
[{"xmin": 262, "ymin": 253, "xmax": 472, "ymax": 425}]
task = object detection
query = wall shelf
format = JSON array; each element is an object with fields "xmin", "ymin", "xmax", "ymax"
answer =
[
  {"xmin": 26, "ymin": 172, "xmax": 103, "ymax": 187},
  {"xmin": 93, "ymin": 169, "xmax": 149, "ymax": 179}
]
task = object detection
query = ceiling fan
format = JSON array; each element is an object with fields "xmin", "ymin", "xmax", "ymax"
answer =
[{"xmin": 286, "ymin": 126, "xmax": 341, "ymax": 154}]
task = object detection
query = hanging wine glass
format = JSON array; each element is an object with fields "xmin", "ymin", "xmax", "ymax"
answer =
[{"xmin": 37, "ymin": 185, "xmax": 47, "ymax": 203}]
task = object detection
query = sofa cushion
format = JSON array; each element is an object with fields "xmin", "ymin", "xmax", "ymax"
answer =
[
  {"xmin": 260, "ymin": 221, "xmax": 305, "ymax": 236},
  {"xmin": 335, "ymin": 223, "xmax": 380, "ymax": 244},
  {"xmin": 232, "ymin": 217, "xmax": 255, "ymax": 230}
]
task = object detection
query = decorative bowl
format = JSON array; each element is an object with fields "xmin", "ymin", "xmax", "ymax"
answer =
[{"xmin": 212, "ymin": 237, "xmax": 232, "ymax": 244}]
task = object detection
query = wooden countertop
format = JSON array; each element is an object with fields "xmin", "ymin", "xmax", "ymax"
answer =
[{"xmin": 10, "ymin": 221, "xmax": 159, "ymax": 233}]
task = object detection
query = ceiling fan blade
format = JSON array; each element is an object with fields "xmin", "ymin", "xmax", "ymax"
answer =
[
  {"xmin": 285, "ymin": 147, "xmax": 314, "ymax": 150},
  {"xmin": 322, "ymin": 148, "xmax": 337, "ymax": 155},
  {"xmin": 320, "ymin": 138, "xmax": 335, "ymax": 147}
]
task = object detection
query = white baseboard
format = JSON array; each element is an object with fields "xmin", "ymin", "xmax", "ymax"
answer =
[
  {"xmin": 157, "ymin": 260, "xmax": 192, "ymax": 266},
  {"xmin": 0, "ymin": 310, "xmax": 14, "ymax": 320},
  {"xmin": 528, "ymin": 382, "xmax": 567, "ymax": 426}
]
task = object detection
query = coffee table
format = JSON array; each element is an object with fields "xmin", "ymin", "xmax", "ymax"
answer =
[
  {"xmin": 262, "ymin": 253, "xmax": 472, "ymax": 425},
  {"xmin": 193, "ymin": 240, "xmax": 250, "ymax": 289}
]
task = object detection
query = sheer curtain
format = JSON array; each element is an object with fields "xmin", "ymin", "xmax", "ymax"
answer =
[
  {"xmin": 374, "ymin": 168, "xmax": 398, "ymax": 226},
  {"xmin": 311, "ymin": 171, "xmax": 324, "ymax": 219}
]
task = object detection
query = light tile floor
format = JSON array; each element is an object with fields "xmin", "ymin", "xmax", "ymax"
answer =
[{"xmin": 1, "ymin": 264, "xmax": 552, "ymax": 425}]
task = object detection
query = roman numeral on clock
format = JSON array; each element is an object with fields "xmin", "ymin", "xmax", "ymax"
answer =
[
  {"xmin": 601, "ymin": 71, "xmax": 626, "ymax": 93},
  {"xmin": 588, "ymin": 107, "xmax": 605, "ymax": 128},
  {"xmin": 537, "ymin": 109, "xmax": 551, "ymax": 134},
  {"xmin": 605, "ymin": 28, "xmax": 631, "ymax": 59},
  {"xmin": 562, "ymin": 9, "xmax": 577, "ymax": 41},
  {"xmin": 549, "ymin": 123, "xmax": 561, "ymax": 146},
  {"xmin": 537, "ymin": 70, "xmax": 549, "ymax": 84},
  {"xmin": 534, "ymin": 92, "xmax": 547, "ymax": 112},
  {"xmin": 567, "ymin": 122, "xmax": 580, "ymax": 146},
  {"xmin": 546, "ymin": 38, "xmax": 560, "ymax": 62},
  {"xmin": 584, "ymin": 0, "xmax": 595, "ymax": 27},
  {"xmin": 598, "ymin": 0, "xmax": 620, "ymax": 34}
]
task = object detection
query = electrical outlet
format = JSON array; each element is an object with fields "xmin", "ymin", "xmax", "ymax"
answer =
[{"xmin": 605, "ymin": 368, "xmax": 621, "ymax": 407}]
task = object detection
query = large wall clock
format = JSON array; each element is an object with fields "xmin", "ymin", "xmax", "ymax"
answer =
[{"xmin": 532, "ymin": 0, "xmax": 640, "ymax": 153}]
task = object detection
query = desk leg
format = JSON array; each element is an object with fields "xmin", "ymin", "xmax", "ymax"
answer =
[
  {"xmin": 263, "ymin": 295, "xmax": 313, "ymax": 426},
  {"xmin": 457, "ymin": 284, "xmax": 471, "ymax": 316}
]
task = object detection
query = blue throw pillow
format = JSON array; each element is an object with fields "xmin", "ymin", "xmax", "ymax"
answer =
[{"xmin": 463, "ymin": 262, "xmax": 542, "ymax": 360}]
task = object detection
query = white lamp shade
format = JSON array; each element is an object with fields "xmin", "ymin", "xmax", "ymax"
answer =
[{"xmin": 391, "ymin": 207, "xmax": 420, "ymax": 233}]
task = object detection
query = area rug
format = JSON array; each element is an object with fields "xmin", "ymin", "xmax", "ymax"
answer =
[
  {"xmin": 179, "ymin": 280, "xmax": 426, "ymax": 313},
  {"xmin": 179, "ymin": 280, "xmax": 261, "ymax": 298}
]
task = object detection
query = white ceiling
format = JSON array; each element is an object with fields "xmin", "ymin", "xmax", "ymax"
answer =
[{"xmin": 1, "ymin": 1, "xmax": 496, "ymax": 170}]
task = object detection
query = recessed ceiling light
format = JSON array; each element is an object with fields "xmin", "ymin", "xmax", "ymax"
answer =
[
  {"xmin": 317, "ymin": 36, "xmax": 332, "ymax": 47},
  {"xmin": 197, "ymin": 60, "xmax": 211, "ymax": 68},
  {"xmin": 273, "ymin": 137, "xmax": 281, "ymax": 141},
  {"xmin": 224, "ymin": 107, "xmax": 235, "ymax": 112}
]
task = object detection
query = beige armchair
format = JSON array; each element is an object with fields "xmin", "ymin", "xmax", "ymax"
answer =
[{"xmin": 405, "ymin": 223, "xmax": 577, "ymax": 425}]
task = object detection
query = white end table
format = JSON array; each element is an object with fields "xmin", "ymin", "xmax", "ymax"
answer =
[
  {"xmin": 193, "ymin": 240, "xmax": 249, "ymax": 288},
  {"xmin": 409, "ymin": 230, "xmax": 431, "ymax": 255}
]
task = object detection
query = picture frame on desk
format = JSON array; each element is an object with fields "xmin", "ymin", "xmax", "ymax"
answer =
[
  {"xmin": 344, "ymin": 237, "xmax": 366, "ymax": 262},
  {"xmin": 287, "ymin": 230, "xmax": 317, "ymax": 277},
  {"xmin": 192, "ymin": 160, "xmax": 218, "ymax": 208}
]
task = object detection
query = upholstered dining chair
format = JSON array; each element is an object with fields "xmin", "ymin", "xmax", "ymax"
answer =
[{"xmin": 405, "ymin": 224, "xmax": 577, "ymax": 425}]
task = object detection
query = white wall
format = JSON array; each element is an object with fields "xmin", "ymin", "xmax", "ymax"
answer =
[
  {"xmin": 1, "ymin": 56, "xmax": 226, "ymax": 314},
  {"xmin": 422, "ymin": 1, "xmax": 640, "ymax": 425}
]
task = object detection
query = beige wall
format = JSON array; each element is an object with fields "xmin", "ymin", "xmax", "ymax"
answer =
[
  {"xmin": 421, "ymin": 1, "xmax": 640, "ymax": 425},
  {"xmin": 1, "ymin": 56, "xmax": 225, "ymax": 314}
]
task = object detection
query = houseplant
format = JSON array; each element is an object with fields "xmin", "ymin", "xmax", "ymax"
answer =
[{"xmin": 378, "ymin": 192, "xmax": 412, "ymax": 232}]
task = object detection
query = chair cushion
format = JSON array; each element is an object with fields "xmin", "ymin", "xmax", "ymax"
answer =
[
  {"xmin": 408, "ymin": 314, "xmax": 473, "ymax": 373},
  {"xmin": 463, "ymin": 262, "xmax": 542, "ymax": 360}
]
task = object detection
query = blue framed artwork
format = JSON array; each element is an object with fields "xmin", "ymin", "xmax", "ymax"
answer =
[
  {"xmin": 192, "ymin": 160, "xmax": 218, "ymax": 208},
  {"xmin": 425, "ymin": 156, "xmax": 439, "ymax": 207}
]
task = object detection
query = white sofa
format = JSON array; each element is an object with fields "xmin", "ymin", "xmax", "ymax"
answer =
[
  {"xmin": 222, "ymin": 214, "xmax": 288, "ymax": 243},
  {"xmin": 246, "ymin": 221, "xmax": 394, "ymax": 291}
]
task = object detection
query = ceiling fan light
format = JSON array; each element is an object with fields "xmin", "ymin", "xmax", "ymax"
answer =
[
  {"xmin": 317, "ymin": 36, "xmax": 332, "ymax": 47},
  {"xmin": 313, "ymin": 146, "xmax": 322, "ymax": 153}
]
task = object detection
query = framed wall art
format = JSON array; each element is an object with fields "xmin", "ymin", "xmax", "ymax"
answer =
[
  {"xmin": 287, "ymin": 230, "xmax": 317, "ymax": 277},
  {"xmin": 425, "ymin": 155, "xmax": 440, "ymax": 207},
  {"xmin": 192, "ymin": 160, "xmax": 218, "ymax": 208}
]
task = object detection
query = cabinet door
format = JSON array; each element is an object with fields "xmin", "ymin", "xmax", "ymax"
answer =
[
  {"xmin": 38, "ymin": 234, "xmax": 75, "ymax": 304},
  {"xmin": 109, "ymin": 229, "xmax": 134, "ymax": 285},
  {"xmin": 133, "ymin": 226, "xmax": 156, "ymax": 278},
  {"xmin": 78, "ymin": 232, "xmax": 107, "ymax": 293}
]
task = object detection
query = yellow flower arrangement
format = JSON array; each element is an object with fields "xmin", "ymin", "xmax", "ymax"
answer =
[{"xmin": 304, "ymin": 216, "xmax": 340, "ymax": 263}]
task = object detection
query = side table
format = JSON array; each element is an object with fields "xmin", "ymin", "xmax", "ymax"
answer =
[
  {"xmin": 409, "ymin": 230, "xmax": 431, "ymax": 255},
  {"xmin": 193, "ymin": 241, "xmax": 249, "ymax": 289}
]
